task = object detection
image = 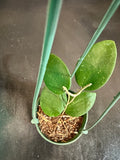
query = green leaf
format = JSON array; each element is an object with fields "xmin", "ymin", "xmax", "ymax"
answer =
[
  {"xmin": 61, "ymin": 92, "xmax": 67, "ymax": 107},
  {"xmin": 75, "ymin": 40, "xmax": 117, "ymax": 91},
  {"xmin": 44, "ymin": 54, "xmax": 71, "ymax": 94},
  {"xmin": 40, "ymin": 86, "xmax": 65, "ymax": 117},
  {"xmin": 65, "ymin": 92, "xmax": 96, "ymax": 117}
]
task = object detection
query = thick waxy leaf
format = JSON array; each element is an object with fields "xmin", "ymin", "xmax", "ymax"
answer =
[
  {"xmin": 75, "ymin": 40, "xmax": 117, "ymax": 91},
  {"xmin": 61, "ymin": 92, "xmax": 67, "ymax": 107},
  {"xmin": 65, "ymin": 92, "xmax": 96, "ymax": 117},
  {"xmin": 40, "ymin": 87, "xmax": 66, "ymax": 117},
  {"xmin": 44, "ymin": 54, "xmax": 71, "ymax": 94}
]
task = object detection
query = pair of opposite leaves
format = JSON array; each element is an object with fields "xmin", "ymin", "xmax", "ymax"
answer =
[{"xmin": 40, "ymin": 40, "xmax": 117, "ymax": 117}]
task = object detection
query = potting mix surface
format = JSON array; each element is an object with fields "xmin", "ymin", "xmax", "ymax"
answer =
[{"xmin": 37, "ymin": 106, "xmax": 83, "ymax": 143}]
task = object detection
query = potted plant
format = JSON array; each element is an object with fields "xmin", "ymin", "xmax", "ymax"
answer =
[{"xmin": 31, "ymin": 0, "xmax": 120, "ymax": 145}]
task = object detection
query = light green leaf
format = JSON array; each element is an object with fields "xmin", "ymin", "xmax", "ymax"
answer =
[
  {"xmin": 65, "ymin": 92, "xmax": 96, "ymax": 117},
  {"xmin": 61, "ymin": 92, "xmax": 67, "ymax": 107},
  {"xmin": 75, "ymin": 40, "xmax": 117, "ymax": 91},
  {"xmin": 40, "ymin": 86, "xmax": 65, "ymax": 117},
  {"xmin": 44, "ymin": 54, "xmax": 71, "ymax": 94}
]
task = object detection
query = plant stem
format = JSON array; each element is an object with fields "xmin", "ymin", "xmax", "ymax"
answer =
[
  {"xmin": 62, "ymin": 83, "xmax": 92, "ymax": 114},
  {"xmin": 83, "ymin": 92, "xmax": 120, "ymax": 133},
  {"xmin": 32, "ymin": 0, "xmax": 63, "ymax": 118},
  {"xmin": 71, "ymin": 0, "xmax": 120, "ymax": 78},
  {"xmin": 63, "ymin": 83, "xmax": 92, "ymax": 98}
]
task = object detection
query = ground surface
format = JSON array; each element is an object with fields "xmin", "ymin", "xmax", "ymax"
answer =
[{"xmin": 0, "ymin": 0, "xmax": 120, "ymax": 160}]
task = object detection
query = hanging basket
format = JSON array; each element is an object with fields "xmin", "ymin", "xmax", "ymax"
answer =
[{"xmin": 31, "ymin": 0, "xmax": 120, "ymax": 145}]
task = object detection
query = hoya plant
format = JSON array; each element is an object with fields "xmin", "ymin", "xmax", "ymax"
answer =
[
  {"xmin": 31, "ymin": 0, "xmax": 120, "ymax": 145},
  {"xmin": 40, "ymin": 40, "xmax": 117, "ymax": 118}
]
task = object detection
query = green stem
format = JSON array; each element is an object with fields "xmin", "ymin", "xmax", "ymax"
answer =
[
  {"xmin": 32, "ymin": 0, "xmax": 63, "ymax": 118},
  {"xmin": 83, "ymin": 92, "xmax": 120, "ymax": 133},
  {"xmin": 71, "ymin": 0, "xmax": 120, "ymax": 78}
]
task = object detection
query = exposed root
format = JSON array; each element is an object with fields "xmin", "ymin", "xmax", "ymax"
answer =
[{"xmin": 37, "ymin": 106, "xmax": 83, "ymax": 143}]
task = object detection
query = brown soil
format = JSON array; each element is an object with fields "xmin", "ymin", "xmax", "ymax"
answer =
[{"xmin": 37, "ymin": 105, "xmax": 83, "ymax": 143}]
